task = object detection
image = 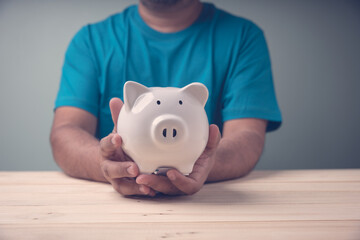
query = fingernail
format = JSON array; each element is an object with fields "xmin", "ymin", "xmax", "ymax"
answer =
[
  {"xmin": 111, "ymin": 136, "xmax": 117, "ymax": 145},
  {"xmin": 168, "ymin": 172, "xmax": 176, "ymax": 181},
  {"xmin": 136, "ymin": 177, "xmax": 145, "ymax": 185},
  {"xmin": 127, "ymin": 165, "xmax": 136, "ymax": 176}
]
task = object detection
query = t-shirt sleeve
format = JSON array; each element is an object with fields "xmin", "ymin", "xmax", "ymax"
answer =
[
  {"xmin": 54, "ymin": 26, "xmax": 100, "ymax": 117},
  {"xmin": 222, "ymin": 23, "xmax": 282, "ymax": 132}
]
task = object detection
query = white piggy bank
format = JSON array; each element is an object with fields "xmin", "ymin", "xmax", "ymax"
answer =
[{"xmin": 117, "ymin": 81, "xmax": 209, "ymax": 175}]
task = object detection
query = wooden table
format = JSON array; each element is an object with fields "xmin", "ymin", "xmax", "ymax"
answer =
[{"xmin": 0, "ymin": 170, "xmax": 359, "ymax": 240}]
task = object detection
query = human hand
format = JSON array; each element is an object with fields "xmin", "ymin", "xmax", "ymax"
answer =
[
  {"xmin": 136, "ymin": 124, "xmax": 221, "ymax": 195},
  {"xmin": 99, "ymin": 98, "xmax": 156, "ymax": 196}
]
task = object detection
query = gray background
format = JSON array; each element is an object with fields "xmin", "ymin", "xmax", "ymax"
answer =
[{"xmin": 0, "ymin": 0, "xmax": 359, "ymax": 171}]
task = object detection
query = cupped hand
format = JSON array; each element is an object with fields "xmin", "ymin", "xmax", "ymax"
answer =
[
  {"xmin": 99, "ymin": 98, "xmax": 156, "ymax": 197},
  {"xmin": 136, "ymin": 124, "xmax": 221, "ymax": 195}
]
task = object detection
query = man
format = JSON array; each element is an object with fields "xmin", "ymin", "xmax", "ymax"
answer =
[{"xmin": 50, "ymin": 0, "xmax": 282, "ymax": 196}]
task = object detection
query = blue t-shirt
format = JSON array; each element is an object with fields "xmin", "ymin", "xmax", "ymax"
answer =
[{"xmin": 55, "ymin": 3, "xmax": 282, "ymax": 139}]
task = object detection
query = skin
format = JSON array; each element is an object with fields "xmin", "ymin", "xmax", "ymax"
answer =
[
  {"xmin": 51, "ymin": 99, "xmax": 266, "ymax": 196},
  {"xmin": 50, "ymin": 0, "xmax": 268, "ymax": 196},
  {"xmin": 138, "ymin": 0, "xmax": 203, "ymax": 33}
]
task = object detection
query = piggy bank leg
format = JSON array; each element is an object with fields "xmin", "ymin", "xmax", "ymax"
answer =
[
  {"xmin": 177, "ymin": 165, "xmax": 194, "ymax": 176},
  {"xmin": 137, "ymin": 163, "xmax": 157, "ymax": 175}
]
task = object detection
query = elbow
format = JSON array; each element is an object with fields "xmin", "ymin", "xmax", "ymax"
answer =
[
  {"xmin": 49, "ymin": 126, "xmax": 61, "ymax": 161},
  {"xmin": 49, "ymin": 127, "xmax": 61, "ymax": 167},
  {"xmin": 49, "ymin": 127, "xmax": 57, "ymax": 151},
  {"xmin": 49, "ymin": 126, "xmax": 69, "ymax": 175}
]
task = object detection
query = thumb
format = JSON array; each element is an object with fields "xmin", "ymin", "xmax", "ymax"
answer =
[
  {"xmin": 110, "ymin": 97, "xmax": 124, "ymax": 132},
  {"xmin": 206, "ymin": 124, "xmax": 221, "ymax": 151}
]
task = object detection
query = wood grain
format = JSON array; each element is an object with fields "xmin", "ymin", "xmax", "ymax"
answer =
[{"xmin": 0, "ymin": 170, "xmax": 359, "ymax": 239}]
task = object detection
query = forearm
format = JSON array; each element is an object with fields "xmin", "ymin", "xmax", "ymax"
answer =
[
  {"xmin": 207, "ymin": 129, "xmax": 265, "ymax": 182},
  {"xmin": 50, "ymin": 125, "xmax": 106, "ymax": 182}
]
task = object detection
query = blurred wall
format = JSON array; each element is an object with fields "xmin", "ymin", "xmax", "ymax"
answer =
[{"xmin": 0, "ymin": 0, "xmax": 359, "ymax": 171}]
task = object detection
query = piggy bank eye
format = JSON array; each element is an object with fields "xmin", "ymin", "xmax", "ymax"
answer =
[
  {"xmin": 179, "ymin": 100, "xmax": 183, "ymax": 105},
  {"xmin": 156, "ymin": 100, "xmax": 161, "ymax": 105}
]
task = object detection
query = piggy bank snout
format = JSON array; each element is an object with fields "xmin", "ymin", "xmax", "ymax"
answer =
[{"xmin": 151, "ymin": 115, "xmax": 187, "ymax": 147}]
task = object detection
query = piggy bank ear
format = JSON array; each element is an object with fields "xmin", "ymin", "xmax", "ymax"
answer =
[
  {"xmin": 181, "ymin": 82, "xmax": 209, "ymax": 107},
  {"xmin": 123, "ymin": 81, "xmax": 149, "ymax": 111}
]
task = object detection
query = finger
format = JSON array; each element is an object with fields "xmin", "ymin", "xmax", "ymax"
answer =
[
  {"xmin": 100, "ymin": 133, "xmax": 124, "ymax": 159},
  {"xmin": 187, "ymin": 154, "xmax": 212, "ymax": 184},
  {"xmin": 166, "ymin": 170, "xmax": 199, "ymax": 195},
  {"xmin": 205, "ymin": 124, "xmax": 221, "ymax": 153},
  {"xmin": 109, "ymin": 97, "xmax": 123, "ymax": 132},
  {"xmin": 112, "ymin": 178, "xmax": 156, "ymax": 197},
  {"xmin": 101, "ymin": 160, "xmax": 139, "ymax": 180},
  {"xmin": 165, "ymin": 125, "xmax": 221, "ymax": 195},
  {"xmin": 136, "ymin": 174, "xmax": 181, "ymax": 195},
  {"xmin": 185, "ymin": 124, "xmax": 221, "ymax": 182}
]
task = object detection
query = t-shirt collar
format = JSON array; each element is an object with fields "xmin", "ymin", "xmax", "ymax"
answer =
[{"xmin": 131, "ymin": 2, "xmax": 214, "ymax": 40}]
